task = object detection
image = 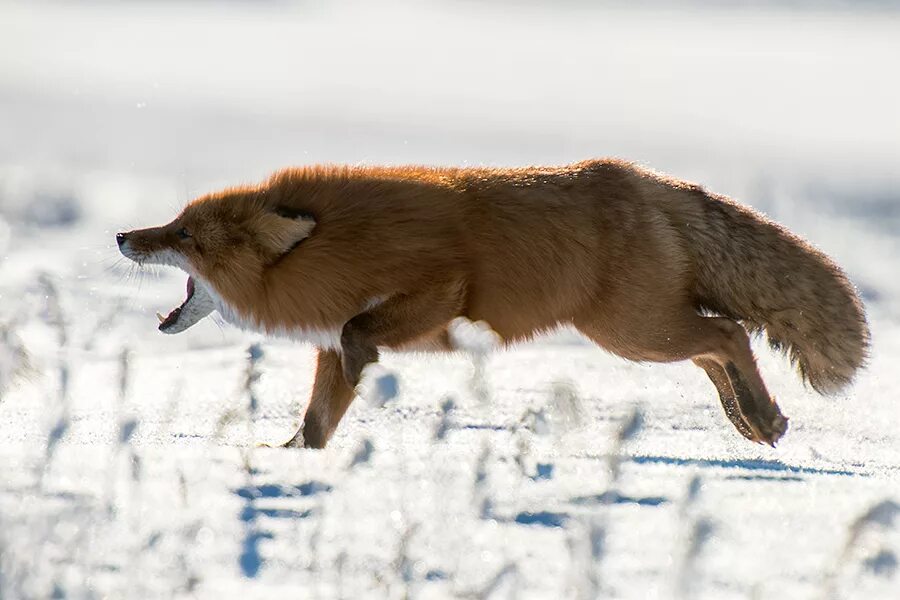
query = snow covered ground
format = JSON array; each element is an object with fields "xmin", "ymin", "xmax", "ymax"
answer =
[{"xmin": 1, "ymin": 1, "xmax": 899, "ymax": 598}]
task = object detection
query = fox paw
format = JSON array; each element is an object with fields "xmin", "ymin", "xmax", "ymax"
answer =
[
  {"xmin": 746, "ymin": 407, "xmax": 789, "ymax": 447},
  {"xmin": 257, "ymin": 430, "xmax": 305, "ymax": 449}
]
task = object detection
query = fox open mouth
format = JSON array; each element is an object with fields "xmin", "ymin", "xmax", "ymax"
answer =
[
  {"xmin": 157, "ymin": 276, "xmax": 215, "ymax": 334},
  {"xmin": 157, "ymin": 277, "xmax": 195, "ymax": 330}
]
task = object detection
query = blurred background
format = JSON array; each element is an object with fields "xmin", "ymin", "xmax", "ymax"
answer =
[{"xmin": 2, "ymin": 1, "xmax": 899, "ymax": 334}]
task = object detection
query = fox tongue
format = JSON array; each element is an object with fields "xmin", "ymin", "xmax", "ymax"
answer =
[{"xmin": 158, "ymin": 276, "xmax": 214, "ymax": 334}]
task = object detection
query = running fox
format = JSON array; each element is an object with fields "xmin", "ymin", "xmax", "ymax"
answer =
[{"xmin": 117, "ymin": 160, "xmax": 869, "ymax": 449}]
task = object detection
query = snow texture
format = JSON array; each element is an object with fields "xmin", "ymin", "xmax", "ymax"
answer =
[{"xmin": 1, "ymin": 2, "xmax": 899, "ymax": 599}]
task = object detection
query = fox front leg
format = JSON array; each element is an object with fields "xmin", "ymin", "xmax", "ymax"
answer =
[
  {"xmin": 290, "ymin": 349, "xmax": 356, "ymax": 449},
  {"xmin": 340, "ymin": 314, "xmax": 381, "ymax": 387},
  {"xmin": 339, "ymin": 277, "xmax": 468, "ymax": 387}
]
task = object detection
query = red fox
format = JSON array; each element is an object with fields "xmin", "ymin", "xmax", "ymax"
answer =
[{"xmin": 117, "ymin": 160, "xmax": 869, "ymax": 449}]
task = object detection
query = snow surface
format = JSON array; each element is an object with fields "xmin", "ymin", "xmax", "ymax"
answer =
[{"xmin": 1, "ymin": 1, "xmax": 899, "ymax": 598}]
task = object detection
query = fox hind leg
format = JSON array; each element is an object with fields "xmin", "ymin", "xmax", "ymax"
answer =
[
  {"xmin": 577, "ymin": 306, "xmax": 788, "ymax": 446},
  {"xmin": 721, "ymin": 360, "xmax": 788, "ymax": 446},
  {"xmin": 692, "ymin": 357, "xmax": 755, "ymax": 441},
  {"xmin": 695, "ymin": 317, "xmax": 788, "ymax": 446}
]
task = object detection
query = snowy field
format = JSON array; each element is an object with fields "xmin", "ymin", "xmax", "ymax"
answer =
[{"xmin": 1, "ymin": 1, "xmax": 899, "ymax": 598}]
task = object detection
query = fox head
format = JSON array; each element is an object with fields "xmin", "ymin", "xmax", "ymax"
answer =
[{"xmin": 117, "ymin": 189, "xmax": 316, "ymax": 334}]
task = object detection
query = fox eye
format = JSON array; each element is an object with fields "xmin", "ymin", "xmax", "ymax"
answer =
[{"xmin": 176, "ymin": 227, "xmax": 192, "ymax": 240}]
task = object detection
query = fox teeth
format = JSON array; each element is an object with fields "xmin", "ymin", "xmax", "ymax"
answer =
[{"xmin": 157, "ymin": 312, "xmax": 165, "ymax": 323}]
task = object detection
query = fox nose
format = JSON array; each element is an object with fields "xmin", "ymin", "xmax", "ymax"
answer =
[{"xmin": 116, "ymin": 232, "xmax": 127, "ymax": 247}]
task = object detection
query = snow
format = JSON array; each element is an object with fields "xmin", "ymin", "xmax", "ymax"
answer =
[{"xmin": 1, "ymin": 1, "xmax": 899, "ymax": 598}]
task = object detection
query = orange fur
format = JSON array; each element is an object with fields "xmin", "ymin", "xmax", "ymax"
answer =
[{"xmin": 118, "ymin": 160, "xmax": 869, "ymax": 448}]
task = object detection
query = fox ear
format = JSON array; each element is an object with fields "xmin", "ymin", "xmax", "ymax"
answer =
[{"xmin": 256, "ymin": 206, "xmax": 316, "ymax": 255}]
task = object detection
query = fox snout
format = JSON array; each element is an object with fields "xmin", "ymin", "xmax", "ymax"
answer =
[
  {"xmin": 116, "ymin": 229, "xmax": 151, "ymax": 262},
  {"xmin": 116, "ymin": 228, "xmax": 159, "ymax": 246},
  {"xmin": 116, "ymin": 230, "xmax": 139, "ymax": 259},
  {"xmin": 116, "ymin": 227, "xmax": 187, "ymax": 269}
]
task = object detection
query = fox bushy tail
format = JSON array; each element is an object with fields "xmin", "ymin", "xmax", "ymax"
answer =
[{"xmin": 687, "ymin": 192, "xmax": 869, "ymax": 394}]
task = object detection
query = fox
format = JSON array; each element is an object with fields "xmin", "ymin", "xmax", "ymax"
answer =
[{"xmin": 117, "ymin": 159, "xmax": 869, "ymax": 449}]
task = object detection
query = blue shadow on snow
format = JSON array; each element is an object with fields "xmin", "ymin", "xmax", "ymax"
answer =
[
  {"xmin": 236, "ymin": 480, "xmax": 332, "ymax": 577},
  {"xmin": 629, "ymin": 455, "xmax": 861, "ymax": 477},
  {"xmin": 235, "ymin": 480, "xmax": 333, "ymax": 500},
  {"xmin": 240, "ymin": 530, "xmax": 274, "ymax": 578},
  {"xmin": 569, "ymin": 490, "xmax": 668, "ymax": 507},
  {"xmin": 513, "ymin": 511, "xmax": 569, "ymax": 528}
]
